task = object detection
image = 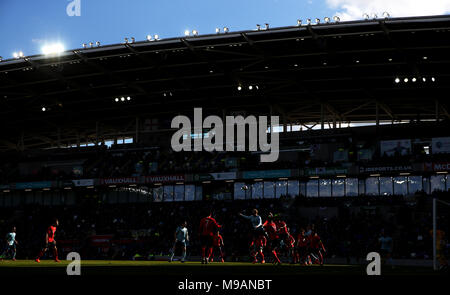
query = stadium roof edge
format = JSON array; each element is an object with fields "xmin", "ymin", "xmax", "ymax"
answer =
[{"xmin": 1, "ymin": 14, "xmax": 450, "ymax": 66}]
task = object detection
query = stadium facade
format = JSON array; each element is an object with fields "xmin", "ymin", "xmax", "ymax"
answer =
[{"xmin": 0, "ymin": 14, "xmax": 449, "ymax": 206}]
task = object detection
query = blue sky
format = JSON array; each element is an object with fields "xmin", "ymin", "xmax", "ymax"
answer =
[{"xmin": 0, "ymin": 0, "xmax": 449, "ymax": 58}]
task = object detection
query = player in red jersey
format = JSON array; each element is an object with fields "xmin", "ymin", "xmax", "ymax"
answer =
[
  {"xmin": 35, "ymin": 218, "xmax": 60, "ymax": 263},
  {"xmin": 210, "ymin": 231, "xmax": 225, "ymax": 263},
  {"xmin": 262, "ymin": 213, "xmax": 281, "ymax": 264},
  {"xmin": 285, "ymin": 232, "xmax": 296, "ymax": 264},
  {"xmin": 296, "ymin": 228, "xmax": 309, "ymax": 265},
  {"xmin": 198, "ymin": 211, "xmax": 221, "ymax": 264},
  {"xmin": 308, "ymin": 231, "xmax": 326, "ymax": 266},
  {"xmin": 250, "ymin": 235, "xmax": 267, "ymax": 264},
  {"xmin": 274, "ymin": 216, "xmax": 289, "ymax": 242}
]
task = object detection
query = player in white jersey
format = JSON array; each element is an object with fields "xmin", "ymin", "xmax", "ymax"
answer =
[
  {"xmin": 169, "ymin": 221, "xmax": 189, "ymax": 263},
  {"xmin": 1, "ymin": 226, "xmax": 18, "ymax": 261}
]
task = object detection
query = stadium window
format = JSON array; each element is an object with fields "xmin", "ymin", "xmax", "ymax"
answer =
[
  {"xmin": 251, "ymin": 182, "xmax": 263, "ymax": 199},
  {"xmin": 233, "ymin": 182, "xmax": 246, "ymax": 200},
  {"xmin": 287, "ymin": 180, "xmax": 299, "ymax": 198},
  {"xmin": 422, "ymin": 177, "xmax": 431, "ymax": 194},
  {"xmin": 124, "ymin": 137, "xmax": 133, "ymax": 144},
  {"xmin": 408, "ymin": 176, "xmax": 423, "ymax": 195},
  {"xmin": 379, "ymin": 177, "xmax": 393, "ymax": 196},
  {"xmin": 104, "ymin": 140, "xmax": 114, "ymax": 148},
  {"xmin": 263, "ymin": 181, "xmax": 275, "ymax": 199},
  {"xmin": 163, "ymin": 185, "xmax": 174, "ymax": 202},
  {"xmin": 153, "ymin": 186, "xmax": 163, "ymax": 202},
  {"xmin": 299, "ymin": 181, "xmax": 307, "ymax": 197},
  {"xmin": 332, "ymin": 179, "xmax": 345, "ymax": 197},
  {"xmin": 306, "ymin": 180, "xmax": 319, "ymax": 197},
  {"xmin": 275, "ymin": 181, "xmax": 287, "ymax": 198},
  {"xmin": 184, "ymin": 185, "xmax": 195, "ymax": 201},
  {"xmin": 430, "ymin": 175, "xmax": 446, "ymax": 192},
  {"xmin": 365, "ymin": 177, "xmax": 380, "ymax": 196},
  {"xmin": 319, "ymin": 179, "xmax": 332, "ymax": 197},
  {"xmin": 174, "ymin": 185, "xmax": 184, "ymax": 202},
  {"xmin": 195, "ymin": 186, "xmax": 203, "ymax": 201},
  {"xmin": 393, "ymin": 177, "xmax": 408, "ymax": 196},
  {"xmin": 358, "ymin": 179, "xmax": 365, "ymax": 196}
]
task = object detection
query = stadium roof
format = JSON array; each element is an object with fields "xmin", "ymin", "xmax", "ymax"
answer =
[{"xmin": 0, "ymin": 14, "xmax": 449, "ymax": 151}]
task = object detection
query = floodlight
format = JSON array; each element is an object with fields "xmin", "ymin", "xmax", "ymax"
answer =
[
  {"xmin": 306, "ymin": 19, "xmax": 312, "ymax": 25},
  {"xmin": 215, "ymin": 28, "xmax": 220, "ymax": 33},
  {"xmin": 42, "ymin": 43, "xmax": 65, "ymax": 55},
  {"xmin": 120, "ymin": 97, "xmax": 125, "ymax": 101},
  {"xmin": 154, "ymin": 34, "xmax": 159, "ymax": 40},
  {"xmin": 395, "ymin": 77, "xmax": 400, "ymax": 83},
  {"xmin": 265, "ymin": 23, "xmax": 269, "ymax": 30},
  {"xmin": 41, "ymin": 107, "xmax": 46, "ymax": 112},
  {"xmin": 333, "ymin": 16, "xmax": 340, "ymax": 22},
  {"xmin": 124, "ymin": 38, "xmax": 129, "ymax": 43},
  {"xmin": 412, "ymin": 77, "xmax": 417, "ymax": 82},
  {"xmin": 223, "ymin": 27, "xmax": 229, "ymax": 33},
  {"xmin": 115, "ymin": 98, "xmax": 119, "ymax": 102},
  {"xmin": 249, "ymin": 85, "xmax": 253, "ymax": 90},
  {"xmin": 297, "ymin": 19, "xmax": 302, "ymax": 26},
  {"xmin": 192, "ymin": 30, "xmax": 198, "ymax": 36},
  {"xmin": 432, "ymin": 77, "xmax": 436, "ymax": 82},
  {"xmin": 324, "ymin": 17, "xmax": 330, "ymax": 23},
  {"xmin": 382, "ymin": 12, "xmax": 390, "ymax": 18},
  {"xmin": 372, "ymin": 13, "xmax": 378, "ymax": 19},
  {"xmin": 147, "ymin": 35, "xmax": 152, "ymax": 41},
  {"xmin": 315, "ymin": 18, "xmax": 320, "ymax": 24},
  {"xmin": 256, "ymin": 24, "xmax": 261, "ymax": 30},
  {"xmin": 89, "ymin": 42, "xmax": 93, "ymax": 48},
  {"xmin": 363, "ymin": 13, "xmax": 370, "ymax": 20},
  {"xmin": 185, "ymin": 30, "xmax": 190, "ymax": 36},
  {"xmin": 131, "ymin": 37, "xmax": 135, "ymax": 43},
  {"xmin": 237, "ymin": 86, "xmax": 242, "ymax": 91},
  {"xmin": 96, "ymin": 41, "xmax": 101, "ymax": 47},
  {"xmin": 422, "ymin": 77, "xmax": 427, "ymax": 82},
  {"xmin": 82, "ymin": 43, "xmax": 87, "ymax": 48},
  {"xmin": 404, "ymin": 78, "xmax": 408, "ymax": 83},
  {"xmin": 126, "ymin": 96, "xmax": 131, "ymax": 101}
]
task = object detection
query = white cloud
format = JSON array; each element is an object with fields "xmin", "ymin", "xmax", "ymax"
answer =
[{"xmin": 326, "ymin": 0, "xmax": 450, "ymax": 20}]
